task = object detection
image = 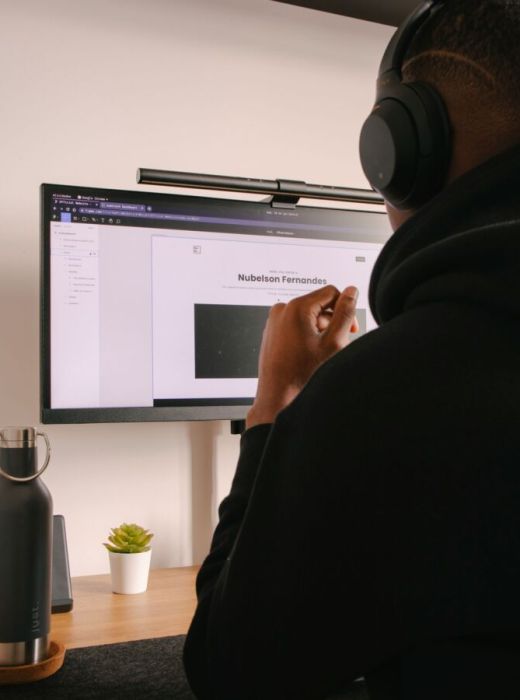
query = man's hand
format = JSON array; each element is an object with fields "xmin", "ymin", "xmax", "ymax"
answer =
[{"xmin": 246, "ymin": 285, "xmax": 359, "ymax": 428}]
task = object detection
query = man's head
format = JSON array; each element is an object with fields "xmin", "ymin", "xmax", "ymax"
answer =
[{"xmin": 380, "ymin": 0, "xmax": 520, "ymax": 229}]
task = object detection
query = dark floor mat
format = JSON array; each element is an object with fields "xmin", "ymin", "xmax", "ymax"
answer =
[{"xmin": 0, "ymin": 634, "xmax": 369, "ymax": 699}]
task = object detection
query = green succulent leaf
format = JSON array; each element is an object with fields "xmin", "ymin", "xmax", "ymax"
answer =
[{"xmin": 102, "ymin": 522, "xmax": 154, "ymax": 553}]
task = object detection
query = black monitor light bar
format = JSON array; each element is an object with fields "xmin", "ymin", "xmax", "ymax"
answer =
[{"xmin": 137, "ymin": 168, "xmax": 384, "ymax": 208}]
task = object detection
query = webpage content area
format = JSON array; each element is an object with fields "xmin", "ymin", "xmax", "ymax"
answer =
[
  {"xmin": 152, "ymin": 230, "xmax": 382, "ymax": 403},
  {"xmin": 50, "ymin": 215, "xmax": 385, "ymax": 410}
]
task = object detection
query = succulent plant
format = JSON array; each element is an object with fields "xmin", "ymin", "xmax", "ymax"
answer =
[{"xmin": 103, "ymin": 522, "xmax": 154, "ymax": 554}]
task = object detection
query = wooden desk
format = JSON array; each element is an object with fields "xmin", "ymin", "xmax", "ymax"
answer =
[{"xmin": 51, "ymin": 566, "xmax": 199, "ymax": 649}]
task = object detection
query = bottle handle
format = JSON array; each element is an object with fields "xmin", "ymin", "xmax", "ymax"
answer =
[{"xmin": 0, "ymin": 431, "xmax": 51, "ymax": 483}]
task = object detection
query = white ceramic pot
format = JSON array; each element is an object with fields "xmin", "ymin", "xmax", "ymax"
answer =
[{"xmin": 108, "ymin": 550, "xmax": 152, "ymax": 594}]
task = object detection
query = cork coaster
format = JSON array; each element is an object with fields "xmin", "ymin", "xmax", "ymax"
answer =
[{"xmin": 0, "ymin": 640, "xmax": 66, "ymax": 685}]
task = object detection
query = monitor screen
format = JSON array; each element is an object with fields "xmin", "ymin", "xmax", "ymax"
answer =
[{"xmin": 41, "ymin": 183, "xmax": 391, "ymax": 423}]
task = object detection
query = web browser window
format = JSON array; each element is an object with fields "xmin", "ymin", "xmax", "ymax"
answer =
[{"xmin": 42, "ymin": 185, "xmax": 391, "ymax": 421}]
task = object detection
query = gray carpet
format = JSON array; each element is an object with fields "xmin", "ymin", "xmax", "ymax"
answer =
[{"xmin": 0, "ymin": 635, "xmax": 370, "ymax": 699}]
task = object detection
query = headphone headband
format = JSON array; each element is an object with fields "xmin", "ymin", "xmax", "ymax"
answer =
[{"xmin": 379, "ymin": 0, "xmax": 445, "ymax": 85}]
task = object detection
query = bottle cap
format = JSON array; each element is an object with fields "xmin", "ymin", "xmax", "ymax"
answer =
[
  {"xmin": 0, "ymin": 429, "xmax": 51, "ymax": 482},
  {"xmin": 0, "ymin": 427, "xmax": 37, "ymax": 448}
]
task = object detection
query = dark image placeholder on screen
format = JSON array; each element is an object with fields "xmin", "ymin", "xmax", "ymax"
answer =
[{"xmin": 194, "ymin": 304, "xmax": 270, "ymax": 379}]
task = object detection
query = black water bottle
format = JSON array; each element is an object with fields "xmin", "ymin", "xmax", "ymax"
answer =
[{"xmin": 0, "ymin": 427, "xmax": 52, "ymax": 666}]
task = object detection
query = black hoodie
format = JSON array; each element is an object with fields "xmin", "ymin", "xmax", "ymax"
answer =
[{"xmin": 183, "ymin": 144, "xmax": 520, "ymax": 700}]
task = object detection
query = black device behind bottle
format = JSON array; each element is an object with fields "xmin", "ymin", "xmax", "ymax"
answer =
[{"xmin": 0, "ymin": 427, "xmax": 52, "ymax": 666}]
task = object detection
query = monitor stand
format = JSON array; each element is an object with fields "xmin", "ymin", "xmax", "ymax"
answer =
[{"xmin": 230, "ymin": 420, "xmax": 246, "ymax": 435}]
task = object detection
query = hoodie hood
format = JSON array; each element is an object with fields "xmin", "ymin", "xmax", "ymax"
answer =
[{"xmin": 369, "ymin": 143, "xmax": 520, "ymax": 325}]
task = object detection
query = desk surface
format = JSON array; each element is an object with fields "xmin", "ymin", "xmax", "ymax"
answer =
[{"xmin": 51, "ymin": 566, "xmax": 199, "ymax": 649}]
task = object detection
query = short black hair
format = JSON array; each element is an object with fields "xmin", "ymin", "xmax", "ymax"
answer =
[{"xmin": 403, "ymin": 0, "xmax": 520, "ymax": 115}]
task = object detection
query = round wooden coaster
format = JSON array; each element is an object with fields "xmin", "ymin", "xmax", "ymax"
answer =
[{"xmin": 0, "ymin": 640, "xmax": 66, "ymax": 685}]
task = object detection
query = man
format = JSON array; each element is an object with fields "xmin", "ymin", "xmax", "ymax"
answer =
[{"xmin": 183, "ymin": 1, "xmax": 520, "ymax": 698}]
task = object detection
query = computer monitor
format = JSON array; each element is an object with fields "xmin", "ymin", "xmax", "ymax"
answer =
[{"xmin": 40, "ymin": 183, "xmax": 391, "ymax": 423}]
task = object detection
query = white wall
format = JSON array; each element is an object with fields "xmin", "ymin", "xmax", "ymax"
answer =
[{"xmin": 0, "ymin": 0, "xmax": 392, "ymax": 575}]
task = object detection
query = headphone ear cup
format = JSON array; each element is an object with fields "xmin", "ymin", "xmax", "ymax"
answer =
[
  {"xmin": 359, "ymin": 98, "xmax": 420, "ymax": 206},
  {"xmin": 359, "ymin": 82, "xmax": 452, "ymax": 210}
]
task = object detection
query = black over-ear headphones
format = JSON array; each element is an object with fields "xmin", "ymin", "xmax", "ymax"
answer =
[{"xmin": 359, "ymin": 0, "xmax": 452, "ymax": 210}]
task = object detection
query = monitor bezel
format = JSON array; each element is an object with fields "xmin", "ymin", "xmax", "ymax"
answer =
[{"xmin": 40, "ymin": 182, "xmax": 387, "ymax": 424}]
